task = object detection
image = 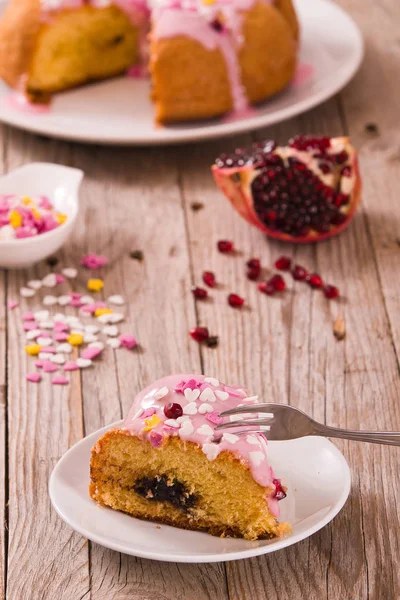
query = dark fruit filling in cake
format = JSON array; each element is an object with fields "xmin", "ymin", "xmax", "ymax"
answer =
[{"xmin": 134, "ymin": 475, "xmax": 197, "ymax": 511}]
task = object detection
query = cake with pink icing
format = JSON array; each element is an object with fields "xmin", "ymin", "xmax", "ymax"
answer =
[
  {"xmin": 0, "ymin": 0, "xmax": 298, "ymax": 123},
  {"xmin": 90, "ymin": 374, "xmax": 290, "ymax": 540}
]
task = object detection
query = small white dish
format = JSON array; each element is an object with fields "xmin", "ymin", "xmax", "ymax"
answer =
[
  {"xmin": 0, "ymin": 0, "xmax": 363, "ymax": 145},
  {"xmin": 49, "ymin": 421, "xmax": 351, "ymax": 563},
  {"xmin": 0, "ymin": 163, "xmax": 83, "ymax": 268}
]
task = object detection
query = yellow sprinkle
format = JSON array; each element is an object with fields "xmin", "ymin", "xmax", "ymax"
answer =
[
  {"xmin": 94, "ymin": 307, "xmax": 114, "ymax": 317},
  {"xmin": 87, "ymin": 278, "xmax": 104, "ymax": 292},
  {"xmin": 25, "ymin": 344, "xmax": 42, "ymax": 356},
  {"xmin": 67, "ymin": 333, "xmax": 84, "ymax": 346},
  {"xmin": 203, "ymin": 0, "xmax": 216, "ymax": 5},
  {"xmin": 56, "ymin": 213, "xmax": 67, "ymax": 225},
  {"xmin": 21, "ymin": 196, "xmax": 32, "ymax": 206},
  {"xmin": 9, "ymin": 210, "xmax": 22, "ymax": 228},
  {"xmin": 143, "ymin": 414, "xmax": 162, "ymax": 432},
  {"xmin": 31, "ymin": 208, "xmax": 41, "ymax": 221}
]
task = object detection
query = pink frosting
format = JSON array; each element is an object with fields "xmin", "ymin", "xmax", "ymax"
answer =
[{"xmin": 121, "ymin": 373, "xmax": 282, "ymax": 517}]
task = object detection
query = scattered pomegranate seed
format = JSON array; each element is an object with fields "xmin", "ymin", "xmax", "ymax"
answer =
[
  {"xmin": 228, "ymin": 293, "xmax": 245, "ymax": 308},
  {"xmin": 269, "ymin": 274, "xmax": 286, "ymax": 292},
  {"xmin": 292, "ymin": 265, "xmax": 308, "ymax": 281},
  {"xmin": 324, "ymin": 285, "xmax": 340, "ymax": 299},
  {"xmin": 258, "ymin": 281, "xmax": 275, "ymax": 296},
  {"xmin": 275, "ymin": 256, "xmax": 292, "ymax": 271},
  {"xmin": 341, "ymin": 166, "xmax": 352, "ymax": 177},
  {"xmin": 217, "ymin": 240, "xmax": 234, "ymax": 253},
  {"xmin": 164, "ymin": 403, "xmax": 183, "ymax": 419},
  {"xmin": 307, "ymin": 273, "xmax": 324, "ymax": 289},
  {"xmin": 189, "ymin": 327, "xmax": 209, "ymax": 342},
  {"xmin": 203, "ymin": 271, "xmax": 216, "ymax": 288},
  {"xmin": 247, "ymin": 258, "xmax": 260, "ymax": 270},
  {"xmin": 273, "ymin": 478, "xmax": 287, "ymax": 501},
  {"xmin": 191, "ymin": 286, "xmax": 208, "ymax": 300},
  {"xmin": 246, "ymin": 258, "xmax": 261, "ymax": 280}
]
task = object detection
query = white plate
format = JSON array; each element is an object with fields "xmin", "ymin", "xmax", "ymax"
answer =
[
  {"xmin": 0, "ymin": 0, "xmax": 363, "ymax": 146},
  {"xmin": 49, "ymin": 421, "xmax": 351, "ymax": 563}
]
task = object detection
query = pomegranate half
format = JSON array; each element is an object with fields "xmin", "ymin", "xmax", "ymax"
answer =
[{"xmin": 212, "ymin": 136, "xmax": 362, "ymax": 243}]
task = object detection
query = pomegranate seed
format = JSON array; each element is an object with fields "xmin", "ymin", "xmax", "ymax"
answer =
[
  {"xmin": 269, "ymin": 274, "xmax": 286, "ymax": 292},
  {"xmin": 324, "ymin": 284, "xmax": 340, "ymax": 299},
  {"xmin": 217, "ymin": 240, "xmax": 234, "ymax": 253},
  {"xmin": 307, "ymin": 273, "xmax": 324, "ymax": 289},
  {"xmin": 164, "ymin": 403, "xmax": 183, "ymax": 419},
  {"xmin": 189, "ymin": 327, "xmax": 209, "ymax": 342},
  {"xmin": 246, "ymin": 258, "xmax": 261, "ymax": 280},
  {"xmin": 228, "ymin": 293, "xmax": 245, "ymax": 308},
  {"xmin": 247, "ymin": 257, "xmax": 260, "ymax": 270},
  {"xmin": 275, "ymin": 256, "xmax": 292, "ymax": 271},
  {"xmin": 341, "ymin": 166, "xmax": 352, "ymax": 177},
  {"xmin": 191, "ymin": 286, "xmax": 208, "ymax": 300},
  {"xmin": 319, "ymin": 163, "xmax": 331, "ymax": 174},
  {"xmin": 273, "ymin": 478, "xmax": 287, "ymax": 501},
  {"xmin": 335, "ymin": 150, "xmax": 348, "ymax": 164},
  {"xmin": 203, "ymin": 271, "xmax": 216, "ymax": 287},
  {"xmin": 258, "ymin": 281, "xmax": 275, "ymax": 296},
  {"xmin": 292, "ymin": 265, "xmax": 308, "ymax": 281}
]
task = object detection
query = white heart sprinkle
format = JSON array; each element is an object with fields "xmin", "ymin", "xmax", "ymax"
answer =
[
  {"xmin": 42, "ymin": 295, "xmax": 58, "ymax": 306},
  {"xmin": 184, "ymin": 388, "xmax": 200, "ymax": 402},
  {"xmin": 243, "ymin": 395, "xmax": 259, "ymax": 403},
  {"xmin": 38, "ymin": 352, "xmax": 53, "ymax": 360},
  {"xmin": 20, "ymin": 287, "xmax": 35, "ymax": 298},
  {"xmin": 97, "ymin": 314, "xmax": 113, "ymax": 324},
  {"xmin": 58, "ymin": 295, "xmax": 70, "ymax": 306},
  {"xmin": 164, "ymin": 419, "xmax": 180, "ymax": 428},
  {"xmin": 198, "ymin": 403, "xmax": 213, "ymax": 414},
  {"xmin": 70, "ymin": 328, "xmax": 84, "ymax": 335},
  {"xmin": 103, "ymin": 325, "xmax": 119, "ymax": 337},
  {"xmin": 107, "ymin": 338, "xmax": 121, "ymax": 349},
  {"xmin": 83, "ymin": 333, "xmax": 98, "ymax": 343},
  {"xmin": 199, "ymin": 387, "xmax": 216, "ymax": 403},
  {"xmin": 132, "ymin": 408, "xmax": 143, "ymax": 420},
  {"xmin": 26, "ymin": 329, "xmax": 42, "ymax": 340},
  {"xmin": 66, "ymin": 316, "xmax": 80, "ymax": 324},
  {"xmin": 183, "ymin": 402, "xmax": 197, "ymax": 415},
  {"xmin": 39, "ymin": 320, "xmax": 54, "ymax": 330},
  {"xmin": 85, "ymin": 325, "xmax": 100, "ymax": 334},
  {"xmin": 154, "ymin": 386, "xmax": 169, "ymax": 401},
  {"xmin": 34, "ymin": 310, "xmax": 49, "ymax": 321},
  {"xmin": 51, "ymin": 353, "xmax": 66, "ymax": 365},
  {"xmin": 246, "ymin": 435, "xmax": 261, "ymax": 445},
  {"xmin": 36, "ymin": 337, "xmax": 53, "ymax": 346},
  {"xmin": 56, "ymin": 343, "xmax": 72, "ymax": 353},
  {"xmin": 107, "ymin": 313, "xmax": 124, "ymax": 324},
  {"xmin": 179, "ymin": 421, "xmax": 194, "ymax": 437},
  {"xmin": 76, "ymin": 358, "xmax": 92, "ymax": 368},
  {"xmin": 202, "ymin": 443, "xmax": 221, "ymax": 461},
  {"xmin": 222, "ymin": 433, "xmax": 239, "ymax": 444},
  {"xmin": 215, "ymin": 390, "xmax": 229, "ymax": 401},
  {"xmin": 27, "ymin": 280, "xmax": 42, "ymax": 290},
  {"xmin": 42, "ymin": 273, "xmax": 57, "ymax": 288},
  {"xmin": 62, "ymin": 267, "xmax": 77, "ymax": 279},
  {"xmin": 197, "ymin": 424, "xmax": 214, "ymax": 437},
  {"xmin": 204, "ymin": 377, "xmax": 219, "ymax": 387},
  {"xmin": 176, "ymin": 416, "xmax": 190, "ymax": 423},
  {"xmin": 89, "ymin": 341, "xmax": 104, "ymax": 350},
  {"xmin": 108, "ymin": 295, "xmax": 124, "ymax": 306},
  {"xmin": 53, "ymin": 313, "xmax": 67, "ymax": 322},
  {"xmin": 249, "ymin": 451, "xmax": 265, "ymax": 467}
]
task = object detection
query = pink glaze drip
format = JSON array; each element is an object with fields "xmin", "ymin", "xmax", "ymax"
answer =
[
  {"xmin": 5, "ymin": 93, "xmax": 50, "ymax": 115},
  {"xmin": 122, "ymin": 373, "xmax": 282, "ymax": 517}
]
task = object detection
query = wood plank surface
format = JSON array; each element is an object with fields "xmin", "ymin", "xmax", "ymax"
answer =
[{"xmin": 0, "ymin": 0, "xmax": 399, "ymax": 598}]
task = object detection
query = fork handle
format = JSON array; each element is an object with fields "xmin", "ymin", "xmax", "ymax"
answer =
[{"xmin": 318, "ymin": 425, "xmax": 400, "ymax": 447}]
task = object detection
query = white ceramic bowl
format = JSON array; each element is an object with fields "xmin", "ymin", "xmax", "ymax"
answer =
[{"xmin": 0, "ymin": 163, "xmax": 83, "ymax": 268}]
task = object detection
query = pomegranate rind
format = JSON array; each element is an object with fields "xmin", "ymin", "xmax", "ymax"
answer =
[{"xmin": 212, "ymin": 137, "xmax": 362, "ymax": 244}]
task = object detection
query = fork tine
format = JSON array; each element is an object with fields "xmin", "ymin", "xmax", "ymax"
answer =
[
  {"xmin": 212, "ymin": 428, "xmax": 271, "ymax": 443},
  {"xmin": 219, "ymin": 403, "xmax": 275, "ymax": 416},
  {"xmin": 214, "ymin": 418, "xmax": 274, "ymax": 431}
]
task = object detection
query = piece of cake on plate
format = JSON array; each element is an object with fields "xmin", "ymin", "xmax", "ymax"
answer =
[{"xmin": 90, "ymin": 373, "xmax": 290, "ymax": 540}]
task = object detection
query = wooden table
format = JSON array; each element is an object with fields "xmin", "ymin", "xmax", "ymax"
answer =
[{"xmin": 1, "ymin": 0, "xmax": 399, "ymax": 597}]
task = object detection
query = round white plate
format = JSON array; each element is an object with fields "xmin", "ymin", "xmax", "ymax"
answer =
[
  {"xmin": 0, "ymin": 0, "xmax": 363, "ymax": 145},
  {"xmin": 49, "ymin": 421, "xmax": 351, "ymax": 563}
]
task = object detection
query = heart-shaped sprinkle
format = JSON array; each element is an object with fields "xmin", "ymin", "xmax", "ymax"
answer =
[
  {"xmin": 34, "ymin": 310, "xmax": 49, "ymax": 321},
  {"xmin": 108, "ymin": 295, "xmax": 124, "ymax": 306},
  {"xmin": 85, "ymin": 325, "xmax": 100, "ymax": 334},
  {"xmin": 42, "ymin": 295, "xmax": 58, "ymax": 306},
  {"xmin": 40, "ymin": 346, "xmax": 56, "ymax": 354},
  {"xmin": 80, "ymin": 295, "xmax": 94, "ymax": 305},
  {"xmin": 142, "ymin": 408, "xmax": 156, "ymax": 418},
  {"xmin": 183, "ymin": 402, "xmax": 197, "ymax": 415},
  {"xmin": 215, "ymin": 390, "xmax": 229, "ymax": 401},
  {"xmin": 154, "ymin": 386, "xmax": 169, "ymax": 401},
  {"xmin": 27, "ymin": 280, "xmax": 42, "ymax": 290},
  {"xmin": 38, "ymin": 352, "xmax": 53, "ymax": 361},
  {"xmin": 81, "ymin": 347, "xmax": 102, "ymax": 360},
  {"xmin": 58, "ymin": 295, "xmax": 70, "ymax": 306},
  {"xmin": 97, "ymin": 314, "xmax": 113, "ymax": 324},
  {"xmin": 42, "ymin": 273, "xmax": 57, "ymax": 288},
  {"xmin": 51, "ymin": 353, "xmax": 66, "ymax": 365},
  {"xmin": 36, "ymin": 337, "xmax": 53, "ymax": 346},
  {"xmin": 52, "ymin": 375, "xmax": 69, "ymax": 385},
  {"xmin": 149, "ymin": 431, "xmax": 163, "ymax": 447},
  {"xmin": 26, "ymin": 372, "xmax": 41, "ymax": 383},
  {"xmin": 8, "ymin": 300, "xmax": 18, "ymax": 310},
  {"xmin": 103, "ymin": 325, "xmax": 119, "ymax": 337},
  {"xmin": 54, "ymin": 332, "xmax": 68, "ymax": 342},
  {"xmin": 34, "ymin": 360, "xmax": 44, "ymax": 369},
  {"xmin": 107, "ymin": 313, "xmax": 124, "ymax": 324},
  {"xmin": 202, "ymin": 443, "xmax": 220, "ymax": 461},
  {"xmin": 55, "ymin": 273, "xmax": 65, "ymax": 284},
  {"xmin": 54, "ymin": 321, "xmax": 69, "ymax": 332},
  {"xmin": 88, "ymin": 341, "xmax": 104, "ymax": 350},
  {"xmin": 184, "ymin": 388, "xmax": 200, "ymax": 402},
  {"xmin": 222, "ymin": 433, "xmax": 239, "ymax": 444},
  {"xmin": 107, "ymin": 338, "xmax": 121, "ymax": 349},
  {"xmin": 63, "ymin": 361, "xmax": 79, "ymax": 371},
  {"xmin": 246, "ymin": 435, "xmax": 261, "ymax": 445},
  {"xmin": 199, "ymin": 387, "xmax": 216, "ymax": 403},
  {"xmin": 22, "ymin": 311, "xmax": 35, "ymax": 321},
  {"xmin": 26, "ymin": 329, "xmax": 42, "ymax": 340},
  {"xmin": 249, "ymin": 451, "xmax": 265, "ymax": 467},
  {"xmin": 197, "ymin": 424, "xmax": 213, "ymax": 437},
  {"xmin": 42, "ymin": 360, "xmax": 59, "ymax": 373},
  {"xmin": 176, "ymin": 416, "xmax": 190, "ymax": 423},
  {"xmin": 164, "ymin": 419, "xmax": 180, "ymax": 428},
  {"xmin": 198, "ymin": 403, "xmax": 213, "ymax": 414},
  {"xmin": 56, "ymin": 343, "xmax": 72, "ymax": 354},
  {"xmin": 83, "ymin": 333, "xmax": 98, "ymax": 343},
  {"xmin": 62, "ymin": 267, "xmax": 78, "ymax": 279},
  {"xmin": 76, "ymin": 358, "xmax": 92, "ymax": 368},
  {"xmin": 20, "ymin": 287, "xmax": 35, "ymax": 297},
  {"xmin": 179, "ymin": 420, "xmax": 195, "ymax": 437},
  {"xmin": 39, "ymin": 320, "xmax": 54, "ymax": 330},
  {"xmin": 243, "ymin": 395, "xmax": 258, "ymax": 403},
  {"xmin": 206, "ymin": 411, "xmax": 223, "ymax": 426},
  {"xmin": 23, "ymin": 322, "xmax": 38, "ymax": 331},
  {"xmin": 182, "ymin": 379, "xmax": 201, "ymax": 391},
  {"xmin": 204, "ymin": 377, "xmax": 219, "ymax": 387}
]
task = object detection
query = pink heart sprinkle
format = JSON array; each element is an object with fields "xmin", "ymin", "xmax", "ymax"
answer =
[
  {"xmin": 81, "ymin": 254, "xmax": 108, "ymax": 269},
  {"xmin": 54, "ymin": 332, "xmax": 68, "ymax": 342},
  {"xmin": 8, "ymin": 300, "xmax": 18, "ymax": 310},
  {"xmin": 81, "ymin": 347, "xmax": 102, "ymax": 360},
  {"xmin": 54, "ymin": 322, "xmax": 69, "ymax": 331},
  {"xmin": 23, "ymin": 311, "xmax": 35, "ymax": 321},
  {"xmin": 23, "ymin": 322, "xmax": 38, "ymax": 331},
  {"xmin": 182, "ymin": 379, "xmax": 200, "ymax": 391},
  {"xmin": 26, "ymin": 372, "xmax": 41, "ymax": 383},
  {"xmin": 69, "ymin": 299, "xmax": 83, "ymax": 308},
  {"xmin": 174, "ymin": 380, "xmax": 186, "ymax": 393},
  {"xmin": 40, "ymin": 346, "xmax": 56, "ymax": 354},
  {"xmin": 118, "ymin": 334, "xmax": 137, "ymax": 350},
  {"xmin": 81, "ymin": 301, "xmax": 106, "ymax": 314},
  {"xmin": 149, "ymin": 431, "xmax": 163, "ymax": 447},
  {"xmin": 42, "ymin": 360, "xmax": 59, "ymax": 373},
  {"xmin": 224, "ymin": 385, "xmax": 245, "ymax": 398},
  {"xmin": 34, "ymin": 360, "xmax": 44, "ymax": 369},
  {"xmin": 69, "ymin": 292, "xmax": 82, "ymax": 300},
  {"xmin": 55, "ymin": 274, "xmax": 65, "ymax": 284},
  {"xmin": 142, "ymin": 407, "xmax": 156, "ymax": 418},
  {"xmin": 63, "ymin": 361, "xmax": 79, "ymax": 372},
  {"xmin": 52, "ymin": 375, "xmax": 69, "ymax": 385},
  {"xmin": 206, "ymin": 411, "xmax": 223, "ymax": 426}
]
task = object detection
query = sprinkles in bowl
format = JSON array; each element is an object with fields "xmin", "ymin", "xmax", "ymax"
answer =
[{"xmin": 0, "ymin": 194, "xmax": 67, "ymax": 240}]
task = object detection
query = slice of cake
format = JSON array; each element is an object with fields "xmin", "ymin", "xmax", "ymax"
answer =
[{"xmin": 90, "ymin": 374, "xmax": 290, "ymax": 540}]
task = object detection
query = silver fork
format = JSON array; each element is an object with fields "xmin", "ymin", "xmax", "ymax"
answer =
[{"xmin": 215, "ymin": 403, "xmax": 400, "ymax": 446}]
